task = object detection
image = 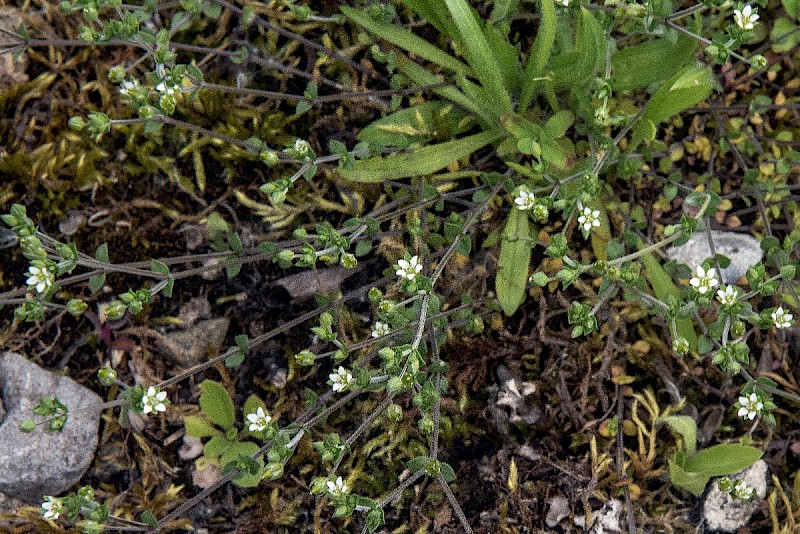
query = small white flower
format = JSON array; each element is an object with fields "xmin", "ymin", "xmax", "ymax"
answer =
[
  {"xmin": 326, "ymin": 475, "xmax": 348, "ymax": 496},
  {"xmin": 41, "ymin": 496, "xmax": 63, "ymax": 520},
  {"xmin": 771, "ymin": 306, "xmax": 793, "ymax": 329},
  {"xmin": 395, "ymin": 255, "xmax": 423, "ymax": 281},
  {"xmin": 734, "ymin": 4, "xmax": 759, "ymax": 30},
  {"xmin": 119, "ymin": 79, "xmax": 140, "ymax": 96},
  {"xmin": 371, "ymin": 321, "xmax": 390, "ymax": 338},
  {"xmin": 141, "ymin": 386, "xmax": 168, "ymax": 414},
  {"xmin": 689, "ymin": 265, "xmax": 719, "ymax": 295},
  {"xmin": 558, "ymin": 0, "xmax": 570, "ymax": 5},
  {"xmin": 25, "ymin": 264, "xmax": 55, "ymax": 294},
  {"xmin": 737, "ymin": 392, "xmax": 763, "ymax": 420},
  {"xmin": 513, "ymin": 186, "xmax": 536, "ymax": 211},
  {"xmin": 329, "ymin": 366, "xmax": 354, "ymax": 393},
  {"xmin": 731, "ymin": 480, "xmax": 755, "ymax": 500},
  {"xmin": 155, "ymin": 81, "xmax": 175, "ymax": 95},
  {"xmin": 294, "ymin": 139, "xmax": 311, "ymax": 155},
  {"xmin": 716, "ymin": 285, "xmax": 739, "ymax": 306},
  {"xmin": 577, "ymin": 206, "xmax": 601, "ymax": 233},
  {"xmin": 246, "ymin": 406, "xmax": 271, "ymax": 432}
]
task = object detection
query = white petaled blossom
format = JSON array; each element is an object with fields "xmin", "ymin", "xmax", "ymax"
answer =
[
  {"xmin": 577, "ymin": 206, "xmax": 601, "ymax": 233},
  {"xmin": 689, "ymin": 265, "xmax": 719, "ymax": 295},
  {"xmin": 716, "ymin": 285, "xmax": 739, "ymax": 306},
  {"xmin": 246, "ymin": 406, "xmax": 272, "ymax": 432},
  {"xmin": 326, "ymin": 476, "xmax": 348, "ymax": 497},
  {"xmin": 771, "ymin": 306, "xmax": 793, "ymax": 329},
  {"xmin": 513, "ymin": 186, "xmax": 536, "ymax": 211},
  {"xmin": 371, "ymin": 321, "xmax": 390, "ymax": 338},
  {"xmin": 558, "ymin": 0, "xmax": 570, "ymax": 5},
  {"xmin": 731, "ymin": 480, "xmax": 755, "ymax": 500},
  {"xmin": 734, "ymin": 4, "xmax": 759, "ymax": 30},
  {"xmin": 26, "ymin": 263, "xmax": 55, "ymax": 295},
  {"xmin": 119, "ymin": 79, "xmax": 140, "ymax": 96},
  {"xmin": 737, "ymin": 392, "xmax": 764, "ymax": 420},
  {"xmin": 155, "ymin": 81, "xmax": 176, "ymax": 95},
  {"xmin": 395, "ymin": 255, "xmax": 423, "ymax": 281},
  {"xmin": 41, "ymin": 496, "xmax": 63, "ymax": 520},
  {"xmin": 141, "ymin": 386, "xmax": 168, "ymax": 414},
  {"xmin": 329, "ymin": 366, "xmax": 354, "ymax": 393},
  {"xmin": 294, "ymin": 139, "xmax": 311, "ymax": 155}
]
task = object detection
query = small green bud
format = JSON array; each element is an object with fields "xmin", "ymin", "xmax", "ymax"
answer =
[
  {"xmin": 105, "ymin": 300, "xmax": 127, "ymax": 321},
  {"xmin": 340, "ymin": 253, "xmax": 357, "ymax": 269},
  {"xmin": 68, "ymin": 116, "xmax": 85, "ymax": 131},
  {"xmin": 159, "ymin": 94, "xmax": 176, "ymax": 115},
  {"xmin": 672, "ymin": 337, "xmax": 690, "ymax": 356},
  {"xmin": 18, "ymin": 419, "xmax": 36, "ymax": 433},
  {"xmin": 386, "ymin": 403, "xmax": 403, "ymax": 422},
  {"xmin": 750, "ymin": 54, "xmax": 768, "ymax": 72},
  {"xmin": 368, "ymin": 287, "xmax": 383, "ymax": 303},
  {"xmin": 97, "ymin": 366, "xmax": 117, "ymax": 386},
  {"xmin": 263, "ymin": 462, "xmax": 284, "ymax": 480},
  {"xmin": 531, "ymin": 203, "xmax": 549, "ymax": 223},
  {"xmin": 77, "ymin": 486, "xmax": 95, "ymax": 500},
  {"xmin": 731, "ymin": 320, "xmax": 746, "ymax": 338},
  {"xmin": 86, "ymin": 111, "xmax": 111, "ymax": 137},
  {"xmin": 277, "ymin": 249, "xmax": 295, "ymax": 263},
  {"xmin": 138, "ymin": 105, "xmax": 157, "ymax": 121},
  {"xmin": 529, "ymin": 271, "xmax": 549, "ymax": 287},
  {"xmin": 377, "ymin": 299, "xmax": 395, "ymax": 314},
  {"xmin": 259, "ymin": 149, "xmax": 279, "ymax": 165},
  {"xmin": 108, "ymin": 65, "xmax": 126, "ymax": 83},
  {"xmin": 718, "ymin": 476, "xmax": 733, "ymax": 492},
  {"xmin": 66, "ymin": 299, "xmax": 88, "ymax": 317},
  {"xmin": 294, "ymin": 349, "xmax": 316, "ymax": 366},
  {"xmin": 82, "ymin": 5, "xmax": 99, "ymax": 21},
  {"xmin": 418, "ymin": 413, "xmax": 434, "ymax": 434}
]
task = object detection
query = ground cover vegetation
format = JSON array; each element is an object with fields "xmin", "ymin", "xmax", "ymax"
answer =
[{"xmin": 1, "ymin": 0, "xmax": 800, "ymax": 531}]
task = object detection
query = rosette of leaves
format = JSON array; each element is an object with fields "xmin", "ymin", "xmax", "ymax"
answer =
[{"xmin": 183, "ymin": 380, "xmax": 265, "ymax": 487}]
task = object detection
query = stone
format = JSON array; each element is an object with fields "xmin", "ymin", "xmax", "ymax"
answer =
[
  {"xmin": 573, "ymin": 499, "xmax": 623, "ymax": 533},
  {"xmin": 155, "ymin": 317, "xmax": 230, "ymax": 367},
  {"xmin": 546, "ymin": 495, "xmax": 570, "ymax": 527},
  {"xmin": 666, "ymin": 230, "xmax": 763, "ymax": 284},
  {"xmin": 703, "ymin": 459, "xmax": 768, "ymax": 532},
  {"xmin": 0, "ymin": 352, "xmax": 102, "ymax": 503}
]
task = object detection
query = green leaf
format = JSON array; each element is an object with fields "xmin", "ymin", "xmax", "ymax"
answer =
[
  {"xmin": 184, "ymin": 414, "xmax": 223, "ymax": 438},
  {"xmin": 356, "ymin": 101, "xmax": 470, "ymax": 149},
  {"xmin": 203, "ymin": 435, "xmax": 235, "ymax": 459},
  {"xmin": 668, "ymin": 455, "xmax": 711, "ymax": 496},
  {"xmin": 657, "ymin": 415, "xmax": 697, "ymax": 456},
  {"xmin": 199, "ymin": 380, "xmax": 235, "ymax": 431},
  {"xmin": 611, "ymin": 36, "xmax": 697, "ymax": 92},
  {"xmin": 631, "ymin": 65, "xmax": 714, "ymax": 148},
  {"xmin": 639, "ymin": 248, "xmax": 697, "ymax": 351},
  {"xmin": 88, "ymin": 273, "xmax": 106, "ymax": 295},
  {"xmin": 683, "ymin": 444, "xmax": 763, "ymax": 476},
  {"xmin": 339, "ymin": 130, "xmax": 502, "ymax": 182},
  {"xmin": 440, "ymin": 461, "xmax": 456, "ymax": 483},
  {"xmin": 366, "ymin": 507, "xmax": 385, "ymax": 532},
  {"xmin": 140, "ymin": 511, "xmax": 159, "ymax": 528},
  {"xmin": 444, "ymin": 0, "xmax": 512, "ymax": 114},
  {"xmin": 544, "ymin": 110, "xmax": 574, "ymax": 139},
  {"xmin": 520, "ymin": 0, "xmax": 555, "ymax": 110},
  {"xmin": 549, "ymin": 8, "xmax": 607, "ymax": 90},
  {"xmin": 221, "ymin": 441, "xmax": 264, "ymax": 487},
  {"xmin": 772, "ymin": 18, "xmax": 800, "ymax": 52},
  {"xmin": 496, "ymin": 207, "xmax": 532, "ymax": 316},
  {"xmin": 95, "ymin": 243, "xmax": 109, "ymax": 263},
  {"xmin": 782, "ymin": 0, "xmax": 800, "ymax": 18},
  {"xmin": 341, "ymin": 7, "xmax": 469, "ymax": 74},
  {"xmin": 150, "ymin": 259, "xmax": 169, "ymax": 274},
  {"xmin": 406, "ymin": 456, "xmax": 429, "ymax": 473}
]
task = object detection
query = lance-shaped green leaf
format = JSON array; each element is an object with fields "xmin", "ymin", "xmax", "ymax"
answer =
[
  {"xmin": 496, "ymin": 207, "xmax": 533, "ymax": 316},
  {"xmin": 611, "ymin": 35, "xmax": 697, "ymax": 93},
  {"xmin": 444, "ymin": 0, "xmax": 512, "ymax": 114},
  {"xmin": 520, "ymin": 0, "xmax": 555, "ymax": 110},
  {"xmin": 339, "ymin": 130, "xmax": 502, "ymax": 182},
  {"xmin": 341, "ymin": 7, "xmax": 469, "ymax": 75},
  {"xmin": 549, "ymin": 8, "xmax": 606, "ymax": 90},
  {"xmin": 657, "ymin": 415, "xmax": 697, "ymax": 456},
  {"xmin": 683, "ymin": 444, "xmax": 763, "ymax": 476},
  {"xmin": 669, "ymin": 455, "xmax": 711, "ymax": 496}
]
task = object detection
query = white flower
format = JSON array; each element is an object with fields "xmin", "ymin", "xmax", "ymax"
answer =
[
  {"xmin": 326, "ymin": 475, "xmax": 348, "ymax": 496},
  {"xmin": 734, "ymin": 4, "xmax": 759, "ymax": 30},
  {"xmin": 141, "ymin": 386, "xmax": 168, "ymax": 414},
  {"xmin": 771, "ymin": 306, "xmax": 793, "ymax": 329},
  {"xmin": 329, "ymin": 366, "xmax": 354, "ymax": 393},
  {"xmin": 577, "ymin": 206, "xmax": 601, "ymax": 233},
  {"xmin": 558, "ymin": 0, "xmax": 570, "ymax": 5},
  {"xmin": 25, "ymin": 264, "xmax": 55, "ymax": 294},
  {"xmin": 513, "ymin": 186, "xmax": 536, "ymax": 211},
  {"xmin": 716, "ymin": 285, "xmax": 739, "ymax": 306},
  {"xmin": 371, "ymin": 321, "xmax": 390, "ymax": 338},
  {"xmin": 155, "ymin": 81, "xmax": 175, "ymax": 95},
  {"xmin": 689, "ymin": 265, "xmax": 719, "ymax": 295},
  {"xmin": 294, "ymin": 139, "xmax": 311, "ymax": 155},
  {"xmin": 41, "ymin": 496, "xmax": 63, "ymax": 520},
  {"xmin": 119, "ymin": 79, "xmax": 140, "ymax": 96},
  {"xmin": 395, "ymin": 255, "xmax": 422, "ymax": 281},
  {"xmin": 731, "ymin": 480, "xmax": 755, "ymax": 500},
  {"xmin": 246, "ymin": 406, "xmax": 271, "ymax": 432},
  {"xmin": 737, "ymin": 392, "xmax": 763, "ymax": 420}
]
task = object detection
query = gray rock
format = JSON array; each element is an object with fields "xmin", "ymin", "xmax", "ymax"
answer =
[
  {"xmin": 0, "ymin": 352, "xmax": 102, "ymax": 503},
  {"xmin": 666, "ymin": 231, "xmax": 763, "ymax": 284},
  {"xmin": 155, "ymin": 317, "xmax": 230, "ymax": 367},
  {"xmin": 703, "ymin": 459, "xmax": 768, "ymax": 532}
]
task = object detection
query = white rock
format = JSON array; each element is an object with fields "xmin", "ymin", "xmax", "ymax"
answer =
[
  {"xmin": 703, "ymin": 459, "xmax": 768, "ymax": 532},
  {"xmin": 666, "ymin": 231, "xmax": 763, "ymax": 284},
  {"xmin": 546, "ymin": 495, "xmax": 570, "ymax": 527}
]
